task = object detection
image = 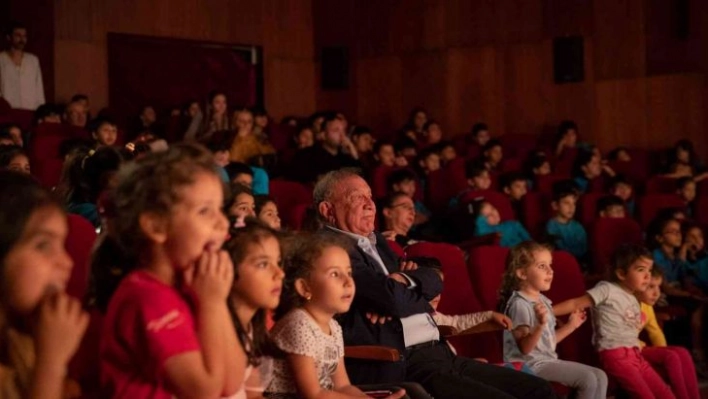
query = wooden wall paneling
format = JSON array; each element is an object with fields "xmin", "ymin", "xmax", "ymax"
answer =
[
  {"xmin": 644, "ymin": 0, "xmax": 698, "ymax": 76},
  {"xmin": 646, "ymin": 74, "xmax": 705, "ymax": 154},
  {"xmin": 496, "ymin": 0, "xmax": 544, "ymax": 45},
  {"xmin": 592, "ymin": 0, "xmax": 645, "ymax": 80},
  {"xmin": 542, "ymin": 0, "xmax": 593, "ymax": 38},
  {"xmin": 400, "ymin": 51, "xmax": 448, "ymax": 131},
  {"xmin": 262, "ymin": 0, "xmax": 314, "ymax": 59},
  {"xmin": 353, "ymin": 2, "xmax": 398, "ymax": 58},
  {"xmin": 265, "ymin": 58, "xmax": 316, "ymax": 118},
  {"xmin": 421, "ymin": 0, "xmax": 446, "ymax": 50},
  {"xmin": 54, "ymin": 40, "xmax": 107, "ymax": 106},
  {"xmin": 389, "ymin": 0, "xmax": 426, "ymax": 54},
  {"xmin": 443, "ymin": 0, "xmax": 497, "ymax": 48},
  {"xmin": 502, "ymin": 42, "xmax": 553, "ymax": 135},
  {"xmin": 355, "ymin": 57, "xmax": 403, "ymax": 136},
  {"xmin": 445, "ymin": 47, "xmax": 504, "ymax": 135},
  {"xmin": 593, "ymin": 78, "xmax": 647, "ymax": 150}
]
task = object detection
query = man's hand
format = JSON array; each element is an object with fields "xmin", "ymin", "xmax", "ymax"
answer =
[
  {"xmin": 389, "ymin": 272, "xmax": 410, "ymax": 286},
  {"xmin": 366, "ymin": 312, "xmax": 391, "ymax": 324},
  {"xmin": 399, "ymin": 260, "xmax": 418, "ymax": 271}
]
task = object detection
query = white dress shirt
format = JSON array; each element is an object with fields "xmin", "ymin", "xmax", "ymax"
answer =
[
  {"xmin": 0, "ymin": 51, "xmax": 45, "ymax": 110},
  {"xmin": 328, "ymin": 226, "xmax": 440, "ymax": 347}
]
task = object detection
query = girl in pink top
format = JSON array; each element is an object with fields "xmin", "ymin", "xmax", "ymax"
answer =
[{"xmin": 97, "ymin": 143, "xmax": 244, "ymax": 398}]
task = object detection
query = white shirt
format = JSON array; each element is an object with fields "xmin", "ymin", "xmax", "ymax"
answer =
[
  {"xmin": 0, "ymin": 51, "xmax": 45, "ymax": 110},
  {"xmin": 327, "ymin": 226, "xmax": 440, "ymax": 347}
]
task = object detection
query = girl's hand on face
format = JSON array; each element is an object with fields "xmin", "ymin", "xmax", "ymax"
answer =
[
  {"xmin": 35, "ymin": 292, "xmax": 89, "ymax": 367},
  {"xmin": 184, "ymin": 250, "xmax": 234, "ymax": 304}
]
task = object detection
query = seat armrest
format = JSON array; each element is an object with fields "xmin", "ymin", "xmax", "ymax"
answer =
[
  {"xmin": 439, "ymin": 320, "xmax": 504, "ymax": 337},
  {"xmin": 344, "ymin": 345, "xmax": 401, "ymax": 362}
]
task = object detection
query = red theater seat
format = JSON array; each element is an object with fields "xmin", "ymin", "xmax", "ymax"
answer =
[
  {"xmin": 65, "ymin": 214, "xmax": 98, "ymax": 301},
  {"xmin": 589, "ymin": 217, "xmax": 643, "ymax": 276},
  {"xmin": 638, "ymin": 193, "xmax": 686, "ymax": 229}
]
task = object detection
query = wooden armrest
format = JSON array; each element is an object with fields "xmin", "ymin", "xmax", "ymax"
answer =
[
  {"xmin": 344, "ymin": 345, "xmax": 401, "ymax": 362},
  {"xmin": 437, "ymin": 325, "xmax": 458, "ymax": 337},
  {"xmin": 439, "ymin": 320, "xmax": 504, "ymax": 338}
]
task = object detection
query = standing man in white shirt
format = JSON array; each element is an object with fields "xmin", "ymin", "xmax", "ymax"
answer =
[{"xmin": 0, "ymin": 22, "xmax": 45, "ymax": 110}]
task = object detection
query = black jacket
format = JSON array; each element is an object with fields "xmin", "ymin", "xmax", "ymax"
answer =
[{"xmin": 322, "ymin": 229, "xmax": 443, "ymax": 384}]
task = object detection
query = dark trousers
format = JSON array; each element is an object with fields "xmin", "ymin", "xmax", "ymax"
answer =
[
  {"xmin": 359, "ymin": 383, "xmax": 433, "ymax": 399},
  {"xmin": 406, "ymin": 342, "xmax": 557, "ymax": 399}
]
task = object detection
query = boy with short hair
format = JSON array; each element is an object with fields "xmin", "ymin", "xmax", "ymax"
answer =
[
  {"xmin": 500, "ymin": 172, "xmax": 528, "ymax": 220},
  {"xmin": 449, "ymin": 160, "xmax": 492, "ymax": 208},
  {"xmin": 546, "ymin": 185, "xmax": 587, "ymax": 260},
  {"xmin": 610, "ymin": 175, "xmax": 635, "ymax": 217},
  {"xmin": 676, "ymin": 177, "xmax": 696, "ymax": 218},
  {"xmin": 597, "ymin": 195, "xmax": 626, "ymax": 218},
  {"xmin": 387, "ymin": 168, "xmax": 430, "ymax": 225}
]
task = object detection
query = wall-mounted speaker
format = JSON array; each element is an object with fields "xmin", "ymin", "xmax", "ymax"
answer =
[
  {"xmin": 321, "ymin": 46, "xmax": 349, "ymax": 90},
  {"xmin": 553, "ymin": 36, "xmax": 584, "ymax": 84}
]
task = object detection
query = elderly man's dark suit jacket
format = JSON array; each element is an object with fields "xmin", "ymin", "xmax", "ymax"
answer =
[{"xmin": 322, "ymin": 228, "xmax": 444, "ymax": 384}]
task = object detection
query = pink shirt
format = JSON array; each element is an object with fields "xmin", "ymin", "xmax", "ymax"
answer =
[{"xmin": 100, "ymin": 270, "xmax": 200, "ymax": 398}]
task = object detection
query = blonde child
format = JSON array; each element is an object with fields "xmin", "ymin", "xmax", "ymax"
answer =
[
  {"xmin": 264, "ymin": 233, "xmax": 405, "ymax": 399},
  {"xmin": 499, "ymin": 242, "xmax": 607, "ymax": 399},
  {"xmin": 224, "ymin": 219, "xmax": 286, "ymax": 398},
  {"xmin": 0, "ymin": 171, "xmax": 89, "ymax": 398},
  {"xmin": 554, "ymin": 244, "xmax": 677, "ymax": 398},
  {"xmin": 97, "ymin": 143, "xmax": 243, "ymax": 398},
  {"xmin": 637, "ymin": 268, "xmax": 699, "ymax": 399}
]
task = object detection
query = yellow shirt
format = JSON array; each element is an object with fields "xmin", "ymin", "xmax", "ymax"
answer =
[
  {"xmin": 229, "ymin": 134, "xmax": 275, "ymax": 163},
  {"xmin": 640, "ymin": 302, "xmax": 667, "ymax": 347}
]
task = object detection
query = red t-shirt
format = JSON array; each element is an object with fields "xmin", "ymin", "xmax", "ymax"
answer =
[{"xmin": 100, "ymin": 270, "xmax": 200, "ymax": 398}]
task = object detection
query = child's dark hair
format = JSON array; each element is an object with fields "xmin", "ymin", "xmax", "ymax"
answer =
[
  {"xmin": 555, "ymin": 120, "xmax": 578, "ymax": 145},
  {"xmin": 373, "ymin": 140, "xmax": 394, "ymax": 156},
  {"xmin": 225, "ymin": 218, "xmax": 282, "ymax": 365},
  {"xmin": 471, "ymin": 122, "xmax": 488, "ymax": 136},
  {"xmin": 378, "ymin": 192, "xmax": 410, "ymax": 226},
  {"xmin": 647, "ymin": 216, "xmax": 680, "ymax": 250},
  {"xmin": 351, "ymin": 126, "xmax": 372, "ymax": 140},
  {"xmin": 609, "ymin": 244, "xmax": 653, "ymax": 283},
  {"xmin": 386, "ymin": 169, "xmax": 417, "ymax": 192},
  {"xmin": 572, "ymin": 149, "xmax": 595, "ymax": 178},
  {"xmin": 610, "ymin": 175, "xmax": 632, "ymax": 190},
  {"xmin": 90, "ymin": 143, "xmax": 220, "ymax": 312},
  {"xmin": 88, "ymin": 116, "xmax": 116, "ymax": 134},
  {"xmin": 465, "ymin": 159, "xmax": 488, "ymax": 179},
  {"xmin": 227, "ymin": 183, "xmax": 254, "ymax": 215},
  {"xmin": 551, "ymin": 180, "xmax": 578, "ymax": 203},
  {"xmin": 597, "ymin": 195, "xmax": 624, "ymax": 215},
  {"xmin": 224, "ymin": 162, "xmax": 253, "ymax": 181},
  {"xmin": 423, "ymin": 120, "xmax": 439, "ymax": 133},
  {"xmin": 500, "ymin": 172, "xmax": 526, "ymax": 190},
  {"xmin": 56, "ymin": 146, "xmax": 124, "ymax": 206},
  {"xmin": 275, "ymin": 232, "xmax": 352, "ymax": 320},
  {"xmin": 676, "ymin": 176, "xmax": 694, "ymax": 191},
  {"xmin": 650, "ymin": 267, "xmax": 664, "ymax": 279},
  {"xmin": 0, "ymin": 145, "xmax": 27, "ymax": 168},
  {"xmin": 498, "ymin": 241, "xmax": 553, "ymax": 311},
  {"xmin": 482, "ymin": 139, "xmax": 502, "ymax": 153},
  {"xmin": 254, "ymin": 195, "xmax": 276, "ymax": 216},
  {"xmin": 526, "ymin": 151, "xmax": 549, "ymax": 173},
  {"xmin": 417, "ymin": 146, "xmax": 438, "ymax": 162},
  {"xmin": 394, "ymin": 137, "xmax": 417, "ymax": 154}
]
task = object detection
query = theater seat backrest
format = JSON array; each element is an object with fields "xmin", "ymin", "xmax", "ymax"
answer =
[
  {"xmin": 638, "ymin": 193, "xmax": 686, "ymax": 229},
  {"xmin": 645, "ymin": 176, "xmax": 677, "ymax": 194},
  {"xmin": 521, "ymin": 191, "xmax": 550, "ymax": 239},
  {"xmin": 590, "ymin": 217, "xmax": 643, "ymax": 276},
  {"xmin": 461, "ymin": 189, "xmax": 515, "ymax": 221},
  {"xmin": 406, "ymin": 242, "xmax": 500, "ymax": 360},
  {"xmin": 547, "ymin": 250, "xmax": 594, "ymax": 364},
  {"xmin": 65, "ymin": 214, "xmax": 98, "ymax": 301},
  {"xmin": 467, "ymin": 245, "xmax": 509, "ymax": 311},
  {"xmin": 578, "ymin": 193, "xmax": 606, "ymax": 227}
]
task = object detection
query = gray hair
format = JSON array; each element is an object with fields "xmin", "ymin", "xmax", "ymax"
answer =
[{"xmin": 312, "ymin": 168, "xmax": 363, "ymax": 207}]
